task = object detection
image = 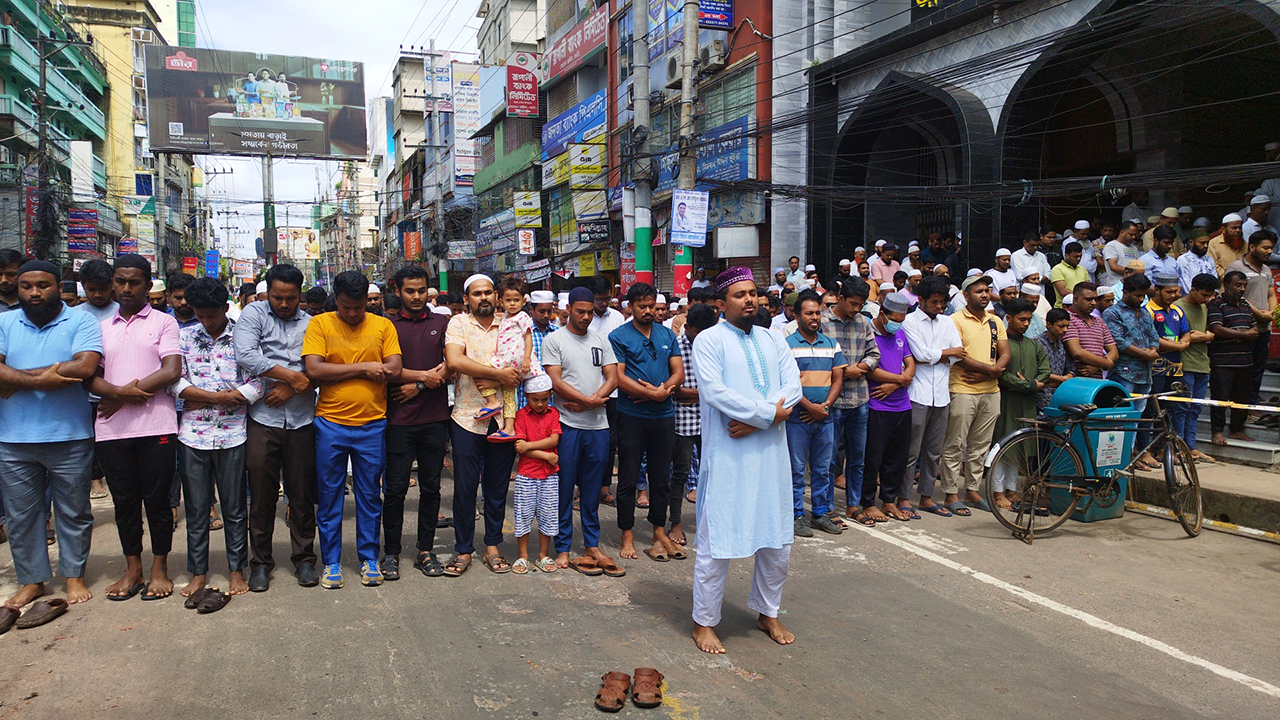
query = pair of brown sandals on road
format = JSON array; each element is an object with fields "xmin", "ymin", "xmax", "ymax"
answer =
[
  {"xmin": 183, "ymin": 587, "xmax": 231, "ymax": 614},
  {"xmin": 0, "ymin": 599, "xmax": 68, "ymax": 634},
  {"xmin": 643, "ymin": 539, "xmax": 687, "ymax": 562},
  {"xmin": 569, "ymin": 556, "xmax": 626, "ymax": 577},
  {"xmin": 595, "ymin": 668, "xmax": 664, "ymax": 712}
]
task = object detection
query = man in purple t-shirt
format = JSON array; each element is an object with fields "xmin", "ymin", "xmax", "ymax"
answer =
[{"xmin": 863, "ymin": 293, "xmax": 917, "ymax": 522}]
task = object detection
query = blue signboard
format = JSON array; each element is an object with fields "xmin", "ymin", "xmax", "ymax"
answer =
[
  {"xmin": 541, "ymin": 89, "xmax": 608, "ymax": 161},
  {"xmin": 656, "ymin": 115, "xmax": 751, "ymax": 193},
  {"xmin": 699, "ymin": 0, "xmax": 733, "ymax": 29},
  {"xmin": 205, "ymin": 249, "xmax": 219, "ymax": 276}
]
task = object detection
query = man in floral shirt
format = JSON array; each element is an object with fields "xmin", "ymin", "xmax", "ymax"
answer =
[{"xmin": 174, "ymin": 278, "xmax": 262, "ymax": 599}]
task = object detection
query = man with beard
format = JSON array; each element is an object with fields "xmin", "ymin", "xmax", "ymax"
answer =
[
  {"xmin": 689, "ymin": 267, "xmax": 802, "ymax": 654},
  {"xmin": 1177, "ymin": 231, "xmax": 1217, "ymax": 294},
  {"xmin": 987, "ymin": 248, "xmax": 1017, "ymax": 290},
  {"xmin": 0, "ymin": 260, "xmax": 102, "ymax": 613},
  {"xmin": 90, "ymin": 255, "xmax": 183, "ymax": 601},
  {"xmin": 303, "ymin": 271, "xmax": 402, "ymax": 589},
  {"xmin": 587, "ymin": 276, "xmax": 625, "ymax": 505},
  {"xmin": 1208, "ymin": 213, "xmax": 1247, "ymax": 276},
  {"xmin": 442, "ymin": 275, "xmax": 521, "ymax": 576},
  {"xmin": 0, "ymin": 248, "xmax": 20, "ymax": 312}
]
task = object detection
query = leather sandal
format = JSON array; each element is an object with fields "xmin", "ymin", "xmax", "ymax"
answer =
[
  {"xmin": 631, "ymin": 667, "xmax": 664, "ymax": 708},
  {"xmin": 16, "ymin": 599, "xmax": 68, "ymax": 629},
  {"xmin": 594, "ymin": 671, "xmax": 631, "ymax": 713},
  {"xmin": 0, "ymin": 606, "xmax": 18, "ymax": 635}
]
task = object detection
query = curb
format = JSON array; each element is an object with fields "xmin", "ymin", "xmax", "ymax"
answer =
[
  {"xmin": 1125, "ymin": 501, "xmax": 1280, "ymax": 545},
  {"xmin": 1128, "ymin": 471, "xmax": 1280, "ymax": 535}
]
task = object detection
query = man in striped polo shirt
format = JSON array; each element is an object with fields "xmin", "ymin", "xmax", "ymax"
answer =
[{"xmin": 785, "ymin": 291, "xmax": 847, "ymax": 537}]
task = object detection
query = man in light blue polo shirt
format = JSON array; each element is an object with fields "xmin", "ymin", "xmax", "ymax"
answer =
[
  {"xmin": 609, "ymin": 282, "xmax": 683, "ymax": 563},
  {"xmin": 0, "ymin": 260, "xmax": 103, "ymax": 612}
]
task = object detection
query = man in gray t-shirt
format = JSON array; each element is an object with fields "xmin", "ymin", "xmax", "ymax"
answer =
[{"xmin": 541, "ymin": 288, "xmax": 619, "ymax": 572}]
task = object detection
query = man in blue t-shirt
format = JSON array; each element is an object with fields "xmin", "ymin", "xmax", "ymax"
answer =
[{"xmin": 609, "ymin": 283, "xmax": 684, "ymax": 564}]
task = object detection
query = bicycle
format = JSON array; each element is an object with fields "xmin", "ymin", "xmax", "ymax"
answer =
[{"xmin": 981, "ymin": 385, "xmax": 1202, "ymax": 544}]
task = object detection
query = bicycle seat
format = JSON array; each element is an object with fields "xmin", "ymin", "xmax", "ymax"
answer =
[{"xmin": 1057, "ymin": 403, "xmax": 1096, "ymax": 419}]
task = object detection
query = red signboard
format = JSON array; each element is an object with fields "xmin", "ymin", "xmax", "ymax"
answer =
[
  {"xmin": 182, "ymin": 256, "xmax": 198, "ymax": 273},
  {"xmin": 403, "ymin": 231, "xmax": 422, "ymax": 261},
  {"xmin": 507, "ymin": 65, "xmax": 539, "ymax": 117},
  {"xmin": 164, "ymin": 51, "xmax": 198, "ymax": 71},
  {"xmin": 544, "ymin": 5, "xmax": 608, "ymax": 84}
]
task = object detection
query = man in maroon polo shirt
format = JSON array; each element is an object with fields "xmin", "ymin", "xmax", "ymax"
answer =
[{"xmin": 381, "ymin": 265, "xmax": 451, "ymax": 579}]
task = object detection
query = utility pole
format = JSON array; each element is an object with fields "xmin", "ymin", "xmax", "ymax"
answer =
[
  {"xmin": 427, "ymin": 38, "xmax": 447, "ymax": 290},
  {"xmin": 262, "ymin": 154, "xmax": 276, "ymax": 267},
  {"xmin": 631, "ymin": 0, "xmax": 653, "ymax": 286},
  {"xmin": 156, "ymin": 153, "xmax": 166, "ymax": 275},
  {"xmin": 34, "ymin": 33, "xmax": 95, "ymax": 262},
  {"xmin": 673, "ymin": 0, "xmax": 700, "ymax": 290}
]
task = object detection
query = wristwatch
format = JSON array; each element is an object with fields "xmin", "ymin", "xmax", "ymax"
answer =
[{"xmin": 416, "ymin": 381, "xmax": 427, "ymax": 392}]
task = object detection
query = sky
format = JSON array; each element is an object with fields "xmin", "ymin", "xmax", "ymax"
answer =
[{"xmin": 191, "ymin": 0, "xmax": 478, "ymax": 258}]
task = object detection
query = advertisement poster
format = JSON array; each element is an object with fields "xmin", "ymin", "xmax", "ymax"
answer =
[
  {"xmin": 657, "ymin": 115, "xmax": 752, "ymax": 193},
  {"xmin": 277, "ymin": 227, "xmax": 320, "ymax": 260},
  {"xmin": 144, "ymin": 46, "xmax": 367, "ymax": 158},
  {"xmin": 524, "ymin": 258, "xmax": 551, "ymax": 283},
  {"xmin": 446, "ymin": 240, "xmax": 477, "ymax": 260},
  {"xmin": 514, "ymin": 191, "xmax": 542, "ymax": 227},
  {"xmin": 403, "ymin": 231, "xmax": 422, "ymax": 260},
  {"xmin": 506, "ymin": 57, "xmax": 539, "ymax": 118},
  {"xmin": 205, "ymin": 249, "xmax": 219, "ymax": 276},
  {"xmin": 118, "ymin": 238, "xmax": 138, "ymax": 254},
  {"xmin": 620, "ymin": 242, "xmax": 636, "ymax": 294},
  {"xmin": 182, "ymin": 257, "xmax": 198, "ymax": 273},
  {"xmin": 577, "ymin": 219, "xmax": 610, "ymax": 246},
  {"xmin": 569, "ymin": 143, "xmax": 604, "ymax": 189},
  {"xmin": 517, "ymin": 229, "xmax": 536, "ymax": 255},
  {"xmin": 541, "ymin": 89, "xmax": 607, "ymax": 161},
  {"xmin": 699, "ymin": 0, "xmax": 734, "ymax": 29},
  {"xmin": 669, "ymin": 189, "xmax": 709, "ymax": 247},
  {"xmin": 544, "ymin": 5, "xmax": 608, "ymax": 85},
  {"xmin": 452, "ymin": 63, "xmax": 481, "ymax": 186}
]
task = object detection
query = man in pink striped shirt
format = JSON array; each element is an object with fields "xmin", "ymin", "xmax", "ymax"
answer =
[{"xmin": 90, "ymin": 255, "xmax": 183, "ymax": 602}]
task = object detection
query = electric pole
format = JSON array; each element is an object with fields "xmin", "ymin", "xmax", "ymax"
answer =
[
  {"xmin": 262, "ymin": 154, "xmax": 276, "ymax": 267},
  {"xmin": 631, "ymin": 0, "xmax": 653, "ymax": 286},
  {"xmin": 673, "ymin": 0, "xmax": 700, "ymax": 290},
  {"xmin": 427, "ymin": 38, "xmax": 447, "ymax": 290},
  {"xmin": 34, "ymin": 33, "xmax": 95, "ymax": 262}
]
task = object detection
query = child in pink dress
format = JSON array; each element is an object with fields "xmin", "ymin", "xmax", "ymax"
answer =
[{"xmin": 476, "ymin": 276, "xmax": 543, "ymax": 441}]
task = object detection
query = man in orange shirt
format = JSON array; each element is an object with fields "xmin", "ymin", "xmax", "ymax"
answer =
[{"xmin": 302, "ymin": 271, "xmax": 402, "ymax": 589}]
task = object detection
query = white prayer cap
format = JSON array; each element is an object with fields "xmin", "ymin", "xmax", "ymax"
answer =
[
  {"xmin": 1062, "ymin": 293, "xmax": 1073, "ymax": 305},
  {"xmin": 558, "ymin": 292, "xmax": 569, "ymax": 303},
  {"xmin": 839, "ymin": 258, "xmax": 851, "ymax": 267},
  {"xmin": 875, "ymin": 239, "xmax": 886, "ymax": 248},
  {"xmin": 656, "ymin": 294, "xmax": 667, "ymax": 304},
  {"xmin": 992, "ymin": 277, "xmax": 1014, "ymax": 292},
  {"xmin": 524, "ymin": 374, "xmax": 553, "ymax": 393},
  {"xmin": 255, "ymin": 281, "xmax": 267, "ymax": 294},
  {"xmin": 773, "ymin": 267, "xmax": 785, "ymax": 275},
  {"xmin": 558, "ymin": 300, "xmax": 568, "ymax": 310},
  {"xmin": 908, "ymin": 241, "xmax": 919, "ymax": 250},
  {"xmin": 1178, "ymin": 206, "xmax": 1193, "ymax": 214},
  {"xmin": 431, "ymin": 305, "xmax": 451, "ymax": 315},
  {"xmin": 427, "ymin": 287, "xmax": 440, "ymax": 297},
  {"xmin": 1223, "ymin": 213, "xmax": 1243, "ymax": 224},
  {"xmin": 1251, "ymin": 195, "xmax": 1270, "ymax": 205},
  {"xmin": 994, "ymin": 247, "xmax": 1012, "ymax": 258},
  {"xmin": 804, "ymin": 264, "xmax": 816, "ymax": 272},
  {"xmin": 907, "ymin": 268, "xmax": 922, "ymax": 277},
  {"xmin": 679, "ymin": 298, "xmax": 688, "ymax": 306},
  {"xmin": 367, "ymin": 283, "xmax": 382, "ymax": 295},
  {"xmin": 879, "ymin": 281, "xmax": 895, "ymax": 292},
  {"xmin": 854, "ymin": 246, "xmax": 865, "ymax": 253},
  {"xmin": 463, "ymin": 273, "xmax": 492, "ymax": 292},
  {"xmin": 1096, "ymin": 285, "xmax": 1115, "ymax": 296},
  {"xmin": 76, "ymin": 282, "xmax": 85, "ymax": 298},
  {"xmin": 1193, "ymin": 217, "xmax": 1210, "ymax": 227},
  {"xmin": 1019, "ymin": 282, "xmax": 1042, "ymax": 296},
  {"xmin": 530, "ymin": 290, "xmax": 555, "ymax": 304},
  {"xmin": 1017, "ymin": 266, "xmax": 1039, "ymax": 280},
  {"xmin": 1073, "ymin": 220, "xmax": 1090, "ymax": 230},
  {"xmin": 621, "ymin": 300, "xmax": 630, "ymax": 309},
  {"xmin": 966, "ymin": 268, "xmax": 982, "ymax": 277},
  {"xmin": 669, "ymin": 302, "xmax": 679, "ymax": 310}
]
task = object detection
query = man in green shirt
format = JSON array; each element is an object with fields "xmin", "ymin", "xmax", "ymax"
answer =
[
  {"xmin": 1050, "ymin": 242, "xmax": 1090, "ymax": 309},
  {"xmin": 1172, "ymin": 273, "xmax": 1220, "ymax": 462},
  {"xmin": 989, "ymin": 298, "xmax": 1049, "ymax": 510}
]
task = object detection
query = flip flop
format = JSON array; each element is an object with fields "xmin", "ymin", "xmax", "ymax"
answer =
[
  {"xmin": 597, "ymin": 557, "xmax": 626, "ymax": 577},
  {"xmin": 644, "ymin": 547, "xmax": 670, "ymax": 562},
  {"xmin": 140, "ymin": 586, "xmax": 172, "ymax": 601},
  {"xmin": 473, "ymin": 406, "xmax": 501, "ymax": 421},
  {"xmin": 945, "ymin": 501, "xmax": 972, "ymax": 517},
  {"xmin": 16, "ymin": 599, "xmax": 68, "ymax": 629},
  {"xmin": 569, "ymin": 557, "xmax": 604, "ymax": 576},
  {"xmin": 486, "ymin": 431, "xmax": 518, "ymax": 443},
  {"xmin": 919, "ymin": 504, "xmax": 953, "ymax": 517},
  {"xmin": 898, "ymin": 504, "xmax": 921, "ymax": 520},
  {"xmin": 107, "ymin": 581, "xmax": 146, "ymax": 601},
  {"xmin": 965, "ymin": 498, "xmax": 993, "ymax": 513}
]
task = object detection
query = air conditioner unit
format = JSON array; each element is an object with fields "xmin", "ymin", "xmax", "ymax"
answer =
[
  {"xmin": 700, "ymin": 40, "xmax": 726, "ymax": 73},
  {"xmin": 665, "ymin": 55, "xmax": 682, "ymax": 90}
]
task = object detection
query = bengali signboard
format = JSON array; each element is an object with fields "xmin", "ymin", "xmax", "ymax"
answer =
[
  {"xmin": 541, "ymin": 89, "xmax": 607, "ymax": 161},
  {"xmin": 403, "ymin": 230, "xmax": 422, "ymax": 260},
  {"xmin": 452, "ymin": 63, "xmax": 481, "ymax": 186},
  {"xmin": 524, "ymin": 257, "xmax": 551, "ymax": 283},
  {"xmin": 514, "ymin": 191, "xmax": 542, "ymax": 228},
  {"xmin": 205, "ymin": 249, "xmax": 219, "ymax": 276},
  {"xmin": 569, "ymin": 143, "xmax": 604, "ymax": 190},
  {"xmin": 476, "ymin": 210, "xmax": 517, "ymax": 256},
  {"xmin": 577, "ymin": 219, "xmax": 610, "ymax": 246},
  {"xmin": 517, "ymin": 229, "xmax": 536, "ymax": 255},
  {"xmin": 699, "ymin": 0, "xmax": 734, "ymax": 29},
  {"xmin": 620, "ymin": 242, "xmax": 636, "ymax": 294},
  {"xmin": 506, "ymin": 53, "xmax": 539, "ymax": 117},
  {"xmin": 446, "ymin": 240, "xmax": 477, "ymax": 260},
  {"xmin": 544, "ymin": 5, "xmax": 608, "ymax": 86},
  {"xmin": 670, "ymin": 189, "xmax": 709, "ymax": 247},
  {"xmin": 144, "ymin": 46, "xmax": 367, "ymax": 159},
  {"xmin": 657, "ymin": 115, "xmax": 752, "ymax": 193}
]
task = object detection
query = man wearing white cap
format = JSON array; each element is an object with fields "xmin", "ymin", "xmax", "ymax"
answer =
[
  {"xmin": 901, "ymin": 243, "xmax": 922, "ymax": 274},
  {"xmin": 833, "ymin": 258, "xmax": 854, "ymax": 288},
  {"xmin": 1208, "ymin": 213, "xmax": 1247, "ymax": 275},
  {"xmin": 768, "ymin": 269, "xmax": 788, "ymax": 297},
  {"xmin": 1018, "ymin": 283, "xmax": 1048, "ymax": 339},
  {"xmin": 691, "ymin": 268, "xmax": 712, "ymax": 290},
  {"xmin": 1010, "ymin": 234, "xmax": 1051, "ymax": 299},
  {"xmin": 1140, "ymin": 207, "xmax": 1180, "ymax": 254},
  {"xmin": 987, "ymin": 247, "xmax": 1017, "ymax": 290},
  {"xmin": 1175, "ymin": 206, "xmax": 1195, "ymax": 251},
  {"xmin": 366, "ymin": 283, "xmax": 384, "ymax": 316},
  {"xmin": 1241, "ymin": 195, "xmax": 1276, "ymax": 244},
  {"xmin": 1072, "ymin": 220, "xmax": 1101, "ymax": 278},
  {"xmin": 867, "ymin": 239, "xmax": 886, "ymax": 268}
]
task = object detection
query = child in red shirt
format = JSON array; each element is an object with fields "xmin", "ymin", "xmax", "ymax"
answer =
[{"xmin": 512, "ymin": 374, "xmax": 561, "ymax": 573}]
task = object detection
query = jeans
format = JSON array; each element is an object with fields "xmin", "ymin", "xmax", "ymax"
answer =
[
  {"xmin": 616, "ymin": 414, "xmax": 674, "ymax": 530},
  {"xmin": 0, "ymin": 440, "xmax": 94, "ymax": 584},
  {"xmin": 829, "ymin": 404, "xmax": 869, "ymax": 508},
  {"xmin": 450, "ymin": 419, "xmax": 515, "ymax": 556},
  {"xmin": 786, "ymin": 418, "xmax": 835, "ymax": 517},
  {"xmin": 97, "ymin": 434, "xmax": 177, "ymax": 557},
  {"xmin": 315, "ymin": 417, "xmax": 386, "ymax": 566},
  {"xmin": 181, "ymin": 443, "xmax": 248, "ymax": 576},
  {"xmin": 1114, "ymin": 378, "xmax": 1152, "ymax": 454},
  {"xmin": 556, "ymin": 427, "xmax": 608, "ymax": 554},
  {"xmin": 383, "ymin": 421, "xmax": 448, "ymax": 556},
  {"xmin": 1173, "ymin": 371, "xmax": 1209, "ymax": 450}
]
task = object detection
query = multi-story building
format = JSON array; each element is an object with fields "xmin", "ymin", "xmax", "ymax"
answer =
[
  {"xmin": 66, "ymin": 0, "xmax": 201, "ymax": 276},
  {"xmin": 0, "ymin": 0, "xmax": 112, "ymax": 263},
  {"xmin": 476, "ymin": 0, "xmax": 545, "ymax": 66}
]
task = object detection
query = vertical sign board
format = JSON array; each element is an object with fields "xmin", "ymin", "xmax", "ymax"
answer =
[
  {"xmin": 452, "ymin": 63, "xmax": 481, "ymax": 186},
  {"xmin": 403, "ymin": 231, "xmax": 422, "ymax": 260},
  {"xmin": 517, "ymin": 229, "xmax": 536, "ymax": 255},
  {"xmin": 506, "ymin": 52, "xmax": 540, "ymax": 118},
  {"xmin": 205, "ymin": 249, "xmax": 219, "ymax": 277},
  {"xmin": 514, "ymin": 191, "xmax": 542, "ymax": 228},
  {"xmin": 669, "ymin": 189, "xmax": 709, "ymax": 247}
]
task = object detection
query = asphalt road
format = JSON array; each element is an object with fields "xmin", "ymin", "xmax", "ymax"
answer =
[{"xmin": 0, "ymin": 483, "xmax": 1276, "ymax": 719}]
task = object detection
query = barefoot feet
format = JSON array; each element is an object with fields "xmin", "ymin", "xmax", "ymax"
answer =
[
  {"xmin": 756, "ymin": 614, "xmax": 795, "ymax": 646},
  {"xmin": 692, "ymin": 624, "xmax": 725, "ymax": 654}
]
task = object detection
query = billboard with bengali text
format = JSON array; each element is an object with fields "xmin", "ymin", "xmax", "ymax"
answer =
[{"xmin": 144, "ymin": 46, "xmax": 367, "ymax": 159}]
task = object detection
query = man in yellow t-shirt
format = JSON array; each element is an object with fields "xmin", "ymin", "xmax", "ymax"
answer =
[
  {"xmin": 302, "ymin": 271, "xmax": 402, "ymax": 589},
  {"xmin": 941, "ymin": 275, "xmax": 1010, "ymax": 516}
]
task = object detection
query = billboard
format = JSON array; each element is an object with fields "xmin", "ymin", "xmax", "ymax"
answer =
[
  {"xmin": 144, "ymin": 46, "xmax": 367, "ymax": 159},
  {"xmin": 452, "ymin": 63, "xmax": 481, "ymax": 187},
  {"xmin": 276, "ymin": 226, "xmax": 319, "ymax": 260}
]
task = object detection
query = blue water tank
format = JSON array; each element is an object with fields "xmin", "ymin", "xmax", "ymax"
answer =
[{"xmin": 1042, "ymin": 378, "xmax": 1142, "ymax": 522}]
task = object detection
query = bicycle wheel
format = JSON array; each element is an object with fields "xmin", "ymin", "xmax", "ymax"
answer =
[
  {"xmin": 983, "ymin": 428, "xmax": 1083, "ymax": 538},
  {"xmin": 1163, "ymin": 436, "xmax": 1203, "ymax": 537}
]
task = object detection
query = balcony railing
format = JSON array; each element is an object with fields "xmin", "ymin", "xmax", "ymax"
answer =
[
  {"xmin": 0, "ymin": 27, "xmax": 106, "ymax": 139},
  {"xmin": 93, "ymin": 153, "xmax": 107, "ymax": 190}
]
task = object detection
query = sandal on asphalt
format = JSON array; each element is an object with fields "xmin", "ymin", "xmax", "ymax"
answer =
[
  {"xmin": 897, "ymin": 504, "xmax": 922, "ymax": 520},
  {"xmin": 511, "ymin": 558, "xmax": 531, "ymax": 574},
  {"xmin": 209, "ymin": 516, "xmax": 224, "ymax": 531},
  {"xmin": 663, "ymin": 541, "xmax": 687, "ymax": 560},
  {"xmin": 595, "ymin": 671, "xmax": 631, "ymax": 713},
  {"xmin": 0, "ymin": 607, "xmax": 18, "ymax": 635},
  {"xmin": 196, "ymin": 591, "xmax": 231, "ymax": 615},
  {"xmin": 920, "ymin": 504, "xmax": 953, "ymax": 517},
  {"xmin": 483, "ymin": 554, "xmax": 512, "ymax": 574},
  {"xmin": 536, "ymin": 557, "xmax": 558, "ymax": 573},
  {"xmin": 569, "ymin": 557, "xmax": 604, "ymax": 576},
  {"xmin": 415, "ymin": 552, "xmax": 444, "ymax": 577},
  {"xmin": 644, "ymin": 547, "xmax": 669, "ymax": 562},
  {"xmin": 442, "ymin": 555, "xmax": 472, "ymax": 577},
  {"xmin": 183, "ymin": 587, "xmax": 219, "ymax": 610},
  {"xmin": 631, "ymin": 668, "xmax": 664, "ymax": 709},
  {"xmin": 945, "ymin": 501, "xmax": 972, "ymax": 516},
  {"xmin": 16, "ymin": 599, "xmax": 68, "ymax": 629},
  {"xmin": 600, "ymin": 493, "xmax": 617, "ymax": 508},
  {"xmin": 597, "ymin": 557, "xmax": 626, "ymax": 577},
  {"xmin": 965, "ymin": 498, "xmax": 993, "ymax": 513},
  {"xmin": 140, "ymin": 585, "xmax": 172, "ymax": 601},
  {"xmin": 849, "ymin": 511, "xmax": 876, "ymax": 527},
  {"xmin": 107, "ymin": 581, "xmax": 145, "ymax": 601}
]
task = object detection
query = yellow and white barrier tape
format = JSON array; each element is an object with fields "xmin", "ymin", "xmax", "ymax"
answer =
[
  {"xmin": 1154, "ymin": 396, "xmax": 1280, "ymax": 414},
  {"xmin": 1125, "ymin": 501, "xmax": 1280, "ymax": 545}
]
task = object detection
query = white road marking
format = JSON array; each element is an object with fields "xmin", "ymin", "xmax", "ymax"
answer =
[{"xmin": 849, "ymin": 522, "xmax": 1280, "ymax": 699}]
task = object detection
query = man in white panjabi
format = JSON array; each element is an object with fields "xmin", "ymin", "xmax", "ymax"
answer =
[{"xmin": 689, "ymin": 266, "xmax": 803, "ymax": 654}]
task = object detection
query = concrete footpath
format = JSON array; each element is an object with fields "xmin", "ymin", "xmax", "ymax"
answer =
[
  {"xmin": 0, "ymin": 482, "xmax": 1277, "ymax": 719},
  {"xmin": 1131, "ymin": 458, "xmax": 1280, "ymax": 535}
]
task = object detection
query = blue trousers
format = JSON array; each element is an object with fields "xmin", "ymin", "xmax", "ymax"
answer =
[
  {"xmin": 556, "ymin": 426, "xmax": 607, "ymax": 554},
  {"xmin": 830, "ymin": 403, "xmax": 869, "ymax": 508},
  {"xmin": 449, "ymin": 420, "xmax": 515, "ymax": 556},
  {"xmin": 314, "ymin": 417, "xmax": 386, "ymax": 566},
  {"xmin": 1114, "ymin": 378, "xmax": 1152, "ymax": 453},
  {"xmin": 1172, "ymin": 371, "xmax": 1209, "ymax": 450},
  {"xmin": 786, "ymin": 419, "xmax": 835, "ymax": 517},
  {"xmin": 0, "ymin": 440, "xmax": 94, "ymax": 584}
]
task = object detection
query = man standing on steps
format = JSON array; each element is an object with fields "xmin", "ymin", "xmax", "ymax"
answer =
[
  {"xmin": 234, "ymin": 264, "xmax": 319, "ymax": 591},
  {"xmin": 690, "ymin": 267, "xmax": 802, "ymax": 655}
]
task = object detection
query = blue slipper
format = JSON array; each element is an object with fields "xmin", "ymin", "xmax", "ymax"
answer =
[
  {"xmin": 486, "ymin": 431, "xmax": 518, "ymax": 443},
  {"xmin": 965, "ymin": 498, "xmax": 993, "ymax": 513},
  {"xmin": 898, "ymin": 504, "xmax": 921, "ymax": 520},
  {"xmin": 944, "ymin": 501, "xmax": 972, "ymax": 516},
  {"xmin": 473, "ymin": 407, "xmax": 501, "ymax": 421},
  {"xmin": 920, "ymin": 504, "xmax": 953, "ymax": 517}
]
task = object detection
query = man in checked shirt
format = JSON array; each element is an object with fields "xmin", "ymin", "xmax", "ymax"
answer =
[{"xmin": 670, "ymin": 304, "xmax": 718, "ymax": 546}]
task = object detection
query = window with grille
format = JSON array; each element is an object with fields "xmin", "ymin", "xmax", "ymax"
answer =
[
  {"xmin": 698, "ymin": 63, "xmax": 756, "ymax": 133},
  {"xmin": 617, "ymin": 13, "xmax": 633, "ymax": 84}
]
